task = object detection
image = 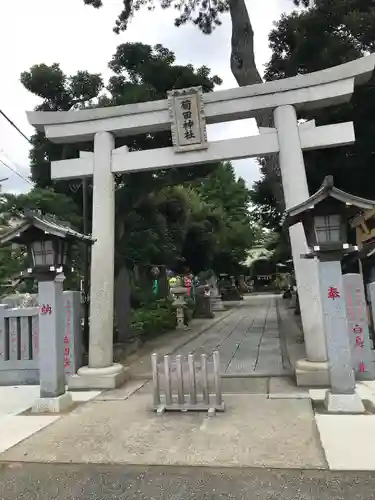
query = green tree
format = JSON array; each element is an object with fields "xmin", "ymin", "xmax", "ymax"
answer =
[
  {"xmin": 250, "ymin": 0, "xmax": 375, "ymax": 264},
  {"xmin": 0, "ymin": 187, "xmax": 81, "ymax": 227},
  {"xmin": 0, "ymin": 245, "xmax": 29, "ymax": 295},
  {"xmin": 192, "ymin": 162, "xmax": 254, "ymax": 274},
  {"xmin": 180, "ymin": 187, "xmax": 223, "ymax": 273},
  {"xmin": 252, "ymin": 1, "xmax": 375, "ymax": 211},
  {"xmin": 264, "ymin": 0, "xmax": 375, "ymax": 198},
  {"xmin": 22, "ymin": 64, "xmax": 104, "ymax": 189}
]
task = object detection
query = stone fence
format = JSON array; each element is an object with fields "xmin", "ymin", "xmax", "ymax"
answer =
[{"xmin": 0, "ymin": 291, "xmax": 82, "ymax": 385}]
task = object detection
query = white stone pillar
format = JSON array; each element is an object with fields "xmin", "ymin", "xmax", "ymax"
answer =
[
  {"xmin": 319, "ymin": 260, "xmax": 364, "ymax": 413},
  {"xmin": 89, "ymin": 131, "xmax": 116, "ymax": 369},
  {"xmin": 274, "ymin": 105, "xmax": 328, "ymax": 386},
  {"xmin": 343, "ymin": 274, "xmax": 374, "ymax": 381},
  {"xmin": 32, "ymin": 274, "xmax": 73, "ymax": 412},
  {"xmin": 68, "ymin": 131, "xmax": 126, "ymax": 390}
]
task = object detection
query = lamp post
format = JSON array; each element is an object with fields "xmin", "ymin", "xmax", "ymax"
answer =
[
  {"xmin": 284, "ymin": 176, "xmax": 375, "ymax": 413},
  {"xmin": 0, "ymin": 211, "xmax": 94, "ymax": 412}
]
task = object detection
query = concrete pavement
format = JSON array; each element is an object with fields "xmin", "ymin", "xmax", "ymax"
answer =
[
  {"xmin": 0, "ymin": 295, "xmax": 322, "ymax": 469},
  {"xmin": 0, "ymin": 392, "xmax": 326, "ymax": 468},
  {"xmin": 1, "ymin": 463, "xmax": 375, "ymax": 499},
  {"xmin": 0, "ymin": 388, "xmax": 101, "ymax": 454}
]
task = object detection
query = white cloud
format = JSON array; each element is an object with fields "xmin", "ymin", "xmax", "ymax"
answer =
[{"xmin": 0, "ymin": 0, "xmax": 297, "ymax": 193}]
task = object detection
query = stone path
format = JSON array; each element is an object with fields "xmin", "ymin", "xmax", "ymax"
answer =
[
  {"xmin": 177, "ymin": 295, "xmax": 290, "ymax": 376},
  {"xmin": 126, "ymin": 306, "xmax": 238, "ymax": 379}
]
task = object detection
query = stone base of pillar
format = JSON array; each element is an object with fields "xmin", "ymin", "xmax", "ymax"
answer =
[
  {"xmin": 31, "ymin": 392, "xmax": 73, "ymax": 413},
  {"xmin": 211, "ymin": 297, "xmax": 225, "ymax": 311},
  {"xmin": 325, "ymin": 391, "xmax": 365, "ymax": 414},
  {"xmin": 68, "ymin": 363, "xmax": 129, "ymax": 390},
  {"xmin": 295, "ymin": 358, "xmax": 330, "ymax": 387}
]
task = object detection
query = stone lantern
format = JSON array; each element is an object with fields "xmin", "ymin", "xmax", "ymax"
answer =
[
  {"xmin": 0, "ymin": 211, "xmax": 94, "ymax": 412},
  {"xmin": 284, "ymin": 176, "xmax": 375, "ymax": 413},
  {"xmin": 169, "ymin": 276, "xmax": 188, "ymax": 330}
]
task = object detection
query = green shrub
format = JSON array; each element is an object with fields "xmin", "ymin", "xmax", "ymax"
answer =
[{"xmin": 131, "ymin": 299, "xmax": 176, "ymax": 339}]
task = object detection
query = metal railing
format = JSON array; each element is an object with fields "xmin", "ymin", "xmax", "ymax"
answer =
[{"xmin": 151, "ymin": 350, "xmax": 224, "ymax": 416}]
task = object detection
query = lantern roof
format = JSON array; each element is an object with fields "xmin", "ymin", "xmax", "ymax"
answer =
[
  {"xmin": 0, "ymin": 210, "xmax": 94, "ymax": 245},
  {"xmin": 283, "ymin": 176, "xmax": 375, "ymax": 228}
]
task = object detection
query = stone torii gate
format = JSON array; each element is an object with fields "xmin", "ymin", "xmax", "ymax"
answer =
[{"xmin": 27, "ymin": 54, "xmax": 375, "ymax": 389}]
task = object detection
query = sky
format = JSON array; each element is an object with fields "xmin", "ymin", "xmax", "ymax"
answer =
[{"xmin": 0, "ymin": 0, "xmax": 298, "ymax": 194}]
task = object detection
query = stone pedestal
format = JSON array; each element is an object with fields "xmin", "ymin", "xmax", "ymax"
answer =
[
  {"xmin": 207, "ymin": 275, "xmax": 225, "ymax": 311},
  {"xmin": 295, "ymin": 358, "xmax": 330, "ymax": 387},
  {"xmin": 274, "ymin": 105, "xmax": 327, "ymax": 385},
  {"xmin": 68, "ymin": 363, "xmax": 128, "ymax": 390},
  {"xmin": 318, "ymin": 259, "xmax": 365, "ymax": 413},
  {"xmin": 32, "ymin": 273, "xmax": 73, "ymax": 413},
  {"xmin": 325, "ymin": 391, "xmax": 365, "ymax": 414},
  {"xmin": 195, "ymin": 285, "xmax": 214, "ymax": 319},
  {"xmin": 68, "ymin": 131, "xmax": 126, "ymax": 390},
  {"xmin": 32, "ymin": 392, "xmax": 73, "ymax": 413},
  {"xmin": 211, "ymin": 294, "xmax": 225, "ymax": 311}
]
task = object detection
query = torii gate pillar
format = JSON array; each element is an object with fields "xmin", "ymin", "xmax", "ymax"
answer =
[
  {"xmin": 274, "ymin": 105, "xmax": 328, "ymax": 386},
  {"xmin": 69, "ymin": 132, "xmax": 127, "ymax": 389}
]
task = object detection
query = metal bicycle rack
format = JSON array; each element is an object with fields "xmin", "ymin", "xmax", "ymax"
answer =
[{"xmin": 151, "ymin": 351, "xmax": 224, "ymax": 416}]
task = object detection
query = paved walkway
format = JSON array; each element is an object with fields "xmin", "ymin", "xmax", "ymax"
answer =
[
  {"xmin": 129, "ymin": 295, "xmax": 293, "ymax": 378},
  {"xmin": 177, "ymin": 294, "xmax": 290, "ymax": 376},
  {"xmin": 126, "ymin": 304, "xmax": 239, "ymax": 378}
]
